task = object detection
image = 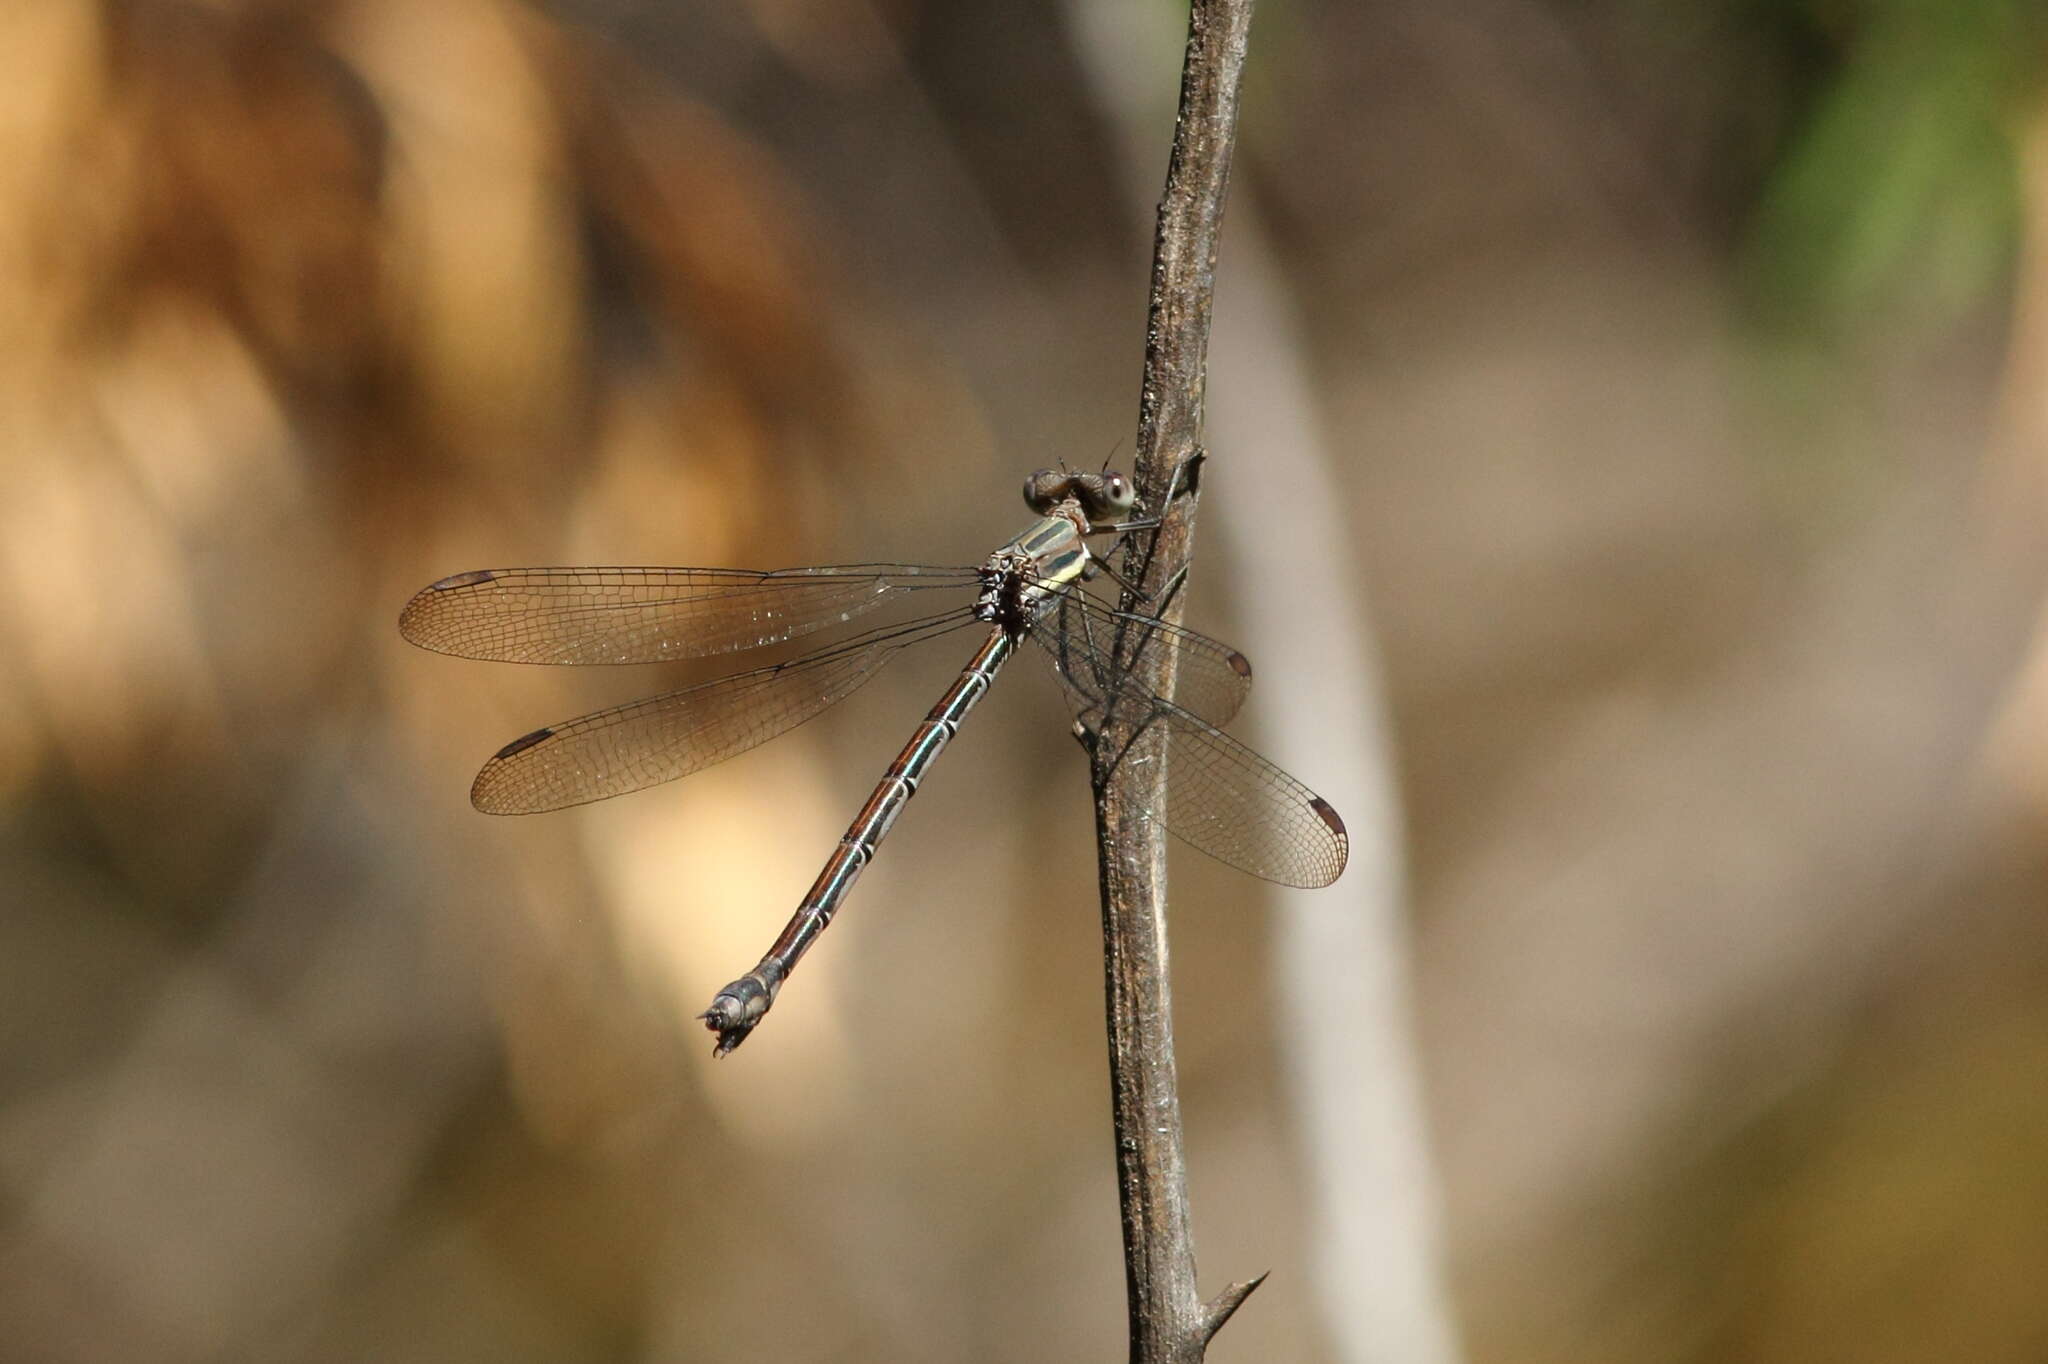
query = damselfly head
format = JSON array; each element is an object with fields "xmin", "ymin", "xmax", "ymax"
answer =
[
  {"xmin": 1023, "ymin": 468, "xmax": 1137, "ymax": 524},
  {"xmin": 1023, "ymin": 468, "xmax": 1069, "ymax": 512}
]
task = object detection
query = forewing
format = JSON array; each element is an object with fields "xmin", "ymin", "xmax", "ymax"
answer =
[
  {"xmin": 401, "ymin": 564, "xmax": 973, "ymax": 664},
  {"xmin": 1033, "ymin": 594, "xmax": 1253, "ymax": 731}
]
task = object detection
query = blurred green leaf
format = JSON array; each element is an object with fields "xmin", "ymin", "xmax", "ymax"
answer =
[{"xmin": 1742, "ymin": 0, "xmax": 2043, "ymax": 342}]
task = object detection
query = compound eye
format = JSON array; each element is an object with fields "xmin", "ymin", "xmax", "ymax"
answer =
[
  {"xmin": 1023, "ymin": 468, "xmax": 1064, "ymax": 511},
  {"xmin": 1103, "ymin": 472, "xmax": 1136, "ymax": 511}
]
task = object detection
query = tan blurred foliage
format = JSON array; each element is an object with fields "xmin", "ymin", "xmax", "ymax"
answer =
[
  {"xmin": 0, "ymin": 3, "xmax": 942, "ymax": 1359},
  {"xmin": 0, "ymin": 0, "xmax": 873, "ymax": 868}
]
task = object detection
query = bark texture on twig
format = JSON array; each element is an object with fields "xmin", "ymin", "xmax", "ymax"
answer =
[{"xmin": 1089, "ymin": 2, "xmax": 1258, "ymax": 1359}]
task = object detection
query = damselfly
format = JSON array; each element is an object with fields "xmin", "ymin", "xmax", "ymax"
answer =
[{"xmin": 401, "ymin": 468, "xmax": 1347, "ymax": 1055}]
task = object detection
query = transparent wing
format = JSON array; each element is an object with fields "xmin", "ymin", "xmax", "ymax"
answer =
[
  {"xmin": 470, "ymin": 611, "xmax": 973, "ymax": 813},
  {"xmin": 1031, "ymin": 596, "xmax": 1344, "ymax": 887},
  {"xmin": 1127, "ymin": 702, "xmax": 1348, "ymax": 889},
  {"xmin": 1030, "ymin": 592, "xmax": 1253, "ymax": 730},
  {"xmin": 400, "ymin": 563, "xmax": 977, "ymax": 665}
]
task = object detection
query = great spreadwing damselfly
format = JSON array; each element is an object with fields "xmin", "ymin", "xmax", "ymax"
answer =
[{"xmin": 400, "ymin": 468, "xmax": 1347, "ymax": 1055}]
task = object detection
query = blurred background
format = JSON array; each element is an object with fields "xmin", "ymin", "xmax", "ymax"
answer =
[{"xmin": 4, "ymin": 0, "xmax": 2048, "ymax": 1360}]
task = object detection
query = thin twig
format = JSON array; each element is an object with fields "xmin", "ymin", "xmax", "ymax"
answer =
[{"xmin": 1089, "ymin": 1, "xmax": 1260, "ymax": 1359}]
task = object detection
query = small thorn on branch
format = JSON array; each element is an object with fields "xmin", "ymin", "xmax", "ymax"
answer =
[{"xmin": 1199, "ymin": 1271, "xmax": 1268, "ymax": 1342}]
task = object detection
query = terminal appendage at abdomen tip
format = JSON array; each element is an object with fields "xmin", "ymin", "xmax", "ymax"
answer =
[{"xmin": 698, "ymin": 961, "xmax": 786, "ymax": 1057}]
